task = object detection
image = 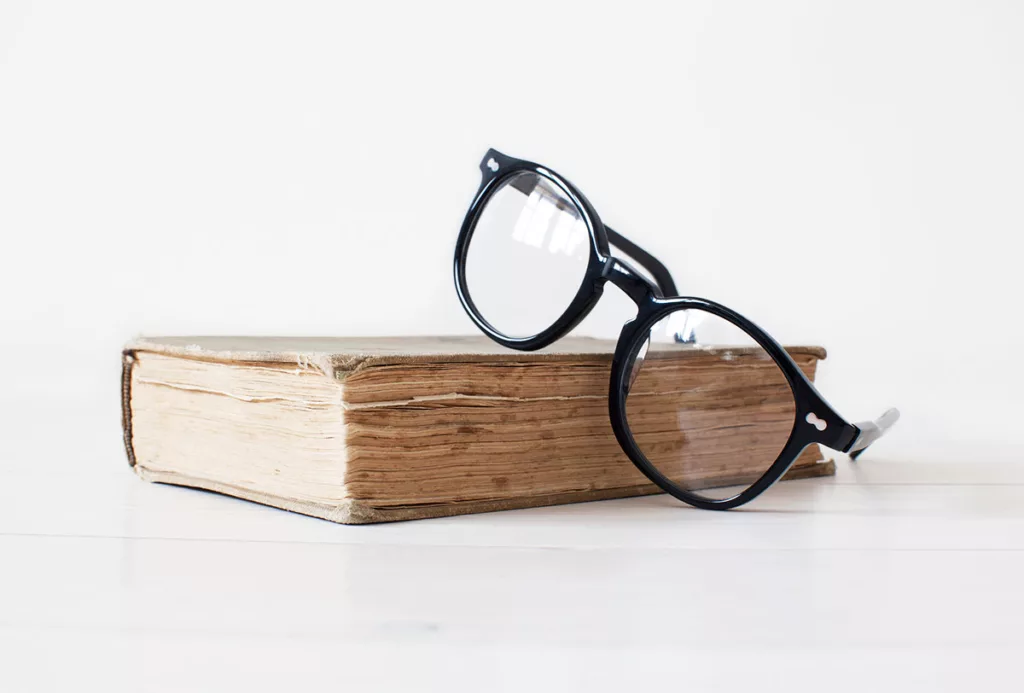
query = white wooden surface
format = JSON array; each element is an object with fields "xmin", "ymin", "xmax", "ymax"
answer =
[{"xmin": 2, "ymin": 412, "xmax": 1023, "ymax": 692}]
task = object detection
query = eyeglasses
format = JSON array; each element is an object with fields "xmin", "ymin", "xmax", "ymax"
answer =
[{"xmin": 453, "ymin": 149, "xmax": 899, "ymax": 510}]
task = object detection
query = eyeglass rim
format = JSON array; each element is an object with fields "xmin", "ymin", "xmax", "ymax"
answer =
[
  {"xmin": 607, "ymin": 296, "xmax": 852, "ymax": 509},
  {"xmin": 453, "ymin": 149, "xmax": 613, "ymax": 350}
]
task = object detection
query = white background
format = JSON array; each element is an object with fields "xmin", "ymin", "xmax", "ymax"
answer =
[
  {"xmin": 2, "ymin": 1, "xmax": 1023, "ymax": 465},
  {"xmin": 3, "ymin": 3, "xmax": 1024, "ymax": 691}
]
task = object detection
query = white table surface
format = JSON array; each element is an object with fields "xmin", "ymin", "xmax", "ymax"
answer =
[{"xmin": 2, "ymin": 410, "xmax": 1022, "ymax": 692}]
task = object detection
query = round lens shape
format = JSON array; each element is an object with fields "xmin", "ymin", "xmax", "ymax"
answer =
[
  {"xmin": 624, "ymin": 308, "xmax": 796, "ymax": 501},
  {"xmin": 464, "ymin": 172, "xmax": 591, "ymax": 339}
]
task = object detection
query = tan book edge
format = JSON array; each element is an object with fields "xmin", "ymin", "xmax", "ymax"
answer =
[{"xmin": 121, "ymin": 336, "xmax": 835, "ymax": 524}]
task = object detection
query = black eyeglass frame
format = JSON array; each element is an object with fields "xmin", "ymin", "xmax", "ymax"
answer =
[{"xmin": 453, "ymin": 148, "xmax": 897, "ymax": 510}]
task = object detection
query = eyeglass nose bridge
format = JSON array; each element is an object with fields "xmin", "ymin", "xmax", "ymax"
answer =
[{"xmin": 601, "ymin": 256, "xmax": 662, "ymax": 305}]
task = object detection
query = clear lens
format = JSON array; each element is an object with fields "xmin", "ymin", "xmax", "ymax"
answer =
[
  {"xmin": 465, "ymin": 171, "xmax": 591, "ymax": 338},
  {"xmin": 624, "ymin": 308, "xmax": 796, "ymax": 501}
]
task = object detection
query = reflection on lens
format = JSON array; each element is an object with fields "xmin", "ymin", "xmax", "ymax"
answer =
[
  {"xmin": 465, "ymin": 172, "xmax": 590, "ymax": 338},
  {"xmin": 624, "ymin": 308, "xmax": 796, "ymax": 501}
]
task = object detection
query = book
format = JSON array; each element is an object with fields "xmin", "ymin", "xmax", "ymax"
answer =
[{"xmin": 121, "ymin": 336, "xmax": 833, "ymax": 523}]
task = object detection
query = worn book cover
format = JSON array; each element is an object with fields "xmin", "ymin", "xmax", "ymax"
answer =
[{"xmin": 122, "ymin": 336, "xmax": 833, "ymax": 523}]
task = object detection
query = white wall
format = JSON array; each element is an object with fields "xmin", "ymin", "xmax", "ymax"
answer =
[{"xmin": 2, "ymin": 1, "xmax": 1022, "ymax": 466}]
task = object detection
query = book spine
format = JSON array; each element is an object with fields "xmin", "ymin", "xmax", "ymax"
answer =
[{"xmin": 121, "ymin": 350, "xmax": 137, "ymax": 468}]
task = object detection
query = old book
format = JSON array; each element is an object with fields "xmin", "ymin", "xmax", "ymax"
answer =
[{"xmin": 121, "ymin": 336, "xmax": 833, "ymax": 523}]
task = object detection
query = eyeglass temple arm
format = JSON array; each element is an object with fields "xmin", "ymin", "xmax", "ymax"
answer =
[
  {"xmin": 845, "ymin": 408, "xmax": 901, "ymax": 460},
  {"xmin": 604, "ymin": 226, "xmax": 678, "ymax": 298}
]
